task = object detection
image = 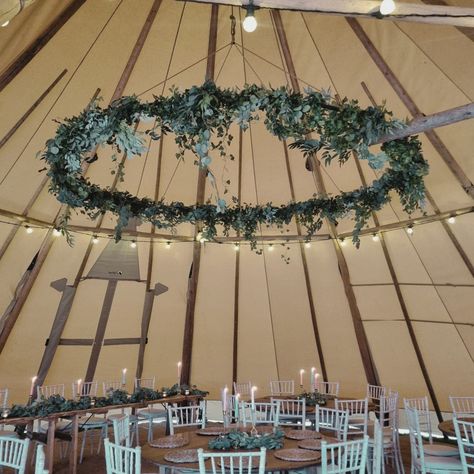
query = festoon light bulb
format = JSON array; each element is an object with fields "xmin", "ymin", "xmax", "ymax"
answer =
[
  {"xmin": 242, "ymin": 1, "xmax": 257, "ymax": 32},
  {"xmin": 380, "ymin": 0, "xmax": 396, "ymax": 15}
]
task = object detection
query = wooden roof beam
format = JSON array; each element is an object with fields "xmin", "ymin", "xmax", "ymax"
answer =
[{"xmin": 181, "ymin": 0, "xmax": 474, "ymax": 27}]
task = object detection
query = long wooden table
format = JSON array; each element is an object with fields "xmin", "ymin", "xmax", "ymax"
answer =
[
  {"xmin": 0, "ymin": 394, "xmax": 203, "ymax": 474},
  {"xmin": 142, "ymin": 427, "xmax": 333, "ymax": 472}
]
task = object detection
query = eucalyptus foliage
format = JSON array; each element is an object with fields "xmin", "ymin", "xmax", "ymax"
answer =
[
  {"xmin": 42, "ymin": 81, "xmax": 428, "ymax": 246},
  {"xmin": 208, "ymin": 429, "xmax": 285, "ymax": 450},
  {"xmin": 297, "ymin": 391, "xmax": 331, "ymax": 407}
]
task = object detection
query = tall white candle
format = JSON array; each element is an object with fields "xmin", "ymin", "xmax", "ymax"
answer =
[
  {"xmin": 30, "ymin": 376, "xmax": 37, "ymax": 397},
  {"xmin": 299, "ymin": 369, "xmax": 305, "ymax": 386},
  {"xmin": 222, "ymin": 386, "xmax": 228, "ymax": 412},
  {"xmin": 235, "ymin": 393, "xmax": 240, "ymax": 420},
  {"xmin": 77, "ymin": 378, "xmax": 82, "ymax": 397},
  {"xmin": 177, "ymin": 361, "xmax": 182, "ymax": 382},
  {"xmin": 315, "ymin": 373, "xmax": 320, "ymax": 390},
  {"xmin": 251, "ymin": 386, "xmax": 257, "ymax": 411},
  {"xmin": 122, "ymin": 368, "xmax": 127, "ymax": 386},
  {"xmin": 311, "ymin": 367, "xmax": 316, "ymax": 391}
]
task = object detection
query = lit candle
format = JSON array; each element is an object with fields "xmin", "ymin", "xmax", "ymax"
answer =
[
  {"xmin": 122, "ymin": 368, "xmax": 127, "ymax": 386},
  {"xmin": 177, "ymin": 361, "xmax": 182, "ymax": 382},
  {"xmin": 77, "ymin": 378, "xmax": 82, "ymax": 397},
  {"xmin": 251, "ymin": 386, "xmax": 257, "ymax": 411},
  {"xmin": 30, "ymin": 376, "xmax": 37, "ymax": 397},
  {"xmin": 235, "ymin": 393, "xmax": 240, "ymax": 420},
  {"xmin": 299, "ymin": 369, "xmax": 305, "ymax": 387},
  {"xmin": 311, "ymin": 367, "xmax": 316, "ymax": 392},
  {"xmin": 315, "ymin": 373, "xmax": 320, "ymax": 391},
  {"xmin": 222, "ymin": 386, "xmax": 228, "ymax": 413}
]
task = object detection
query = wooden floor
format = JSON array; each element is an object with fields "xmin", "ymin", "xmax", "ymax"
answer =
[{"xmin": 49, "ymin": 423, "xmax": 413, "ymax": 473}]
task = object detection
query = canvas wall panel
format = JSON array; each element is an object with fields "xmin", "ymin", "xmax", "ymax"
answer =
[
  {"xmin": 400, "ymin": 285, "xmax": 451, "ymax": 322},
  {"xmin": 191, "ymin": 244, "xmax": 235, "ymax": 397},
  {"xmin": 435, "ymin": 286, "xmax": 474, "ymax": 325},
  {"xmin": 354, "ymin": 285, "xmax": 402, "ymax": 321},
  {"xmin": 142, "ymin": 242, "xmax": 193, "ymax": 388}
]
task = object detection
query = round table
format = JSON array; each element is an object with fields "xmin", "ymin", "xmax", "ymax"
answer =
[
  {"xmin": 438, "ymin": 420, "xmax": 456, "ymax": 437},
  {"xmin": 141, "ymin": 427, "xmax": 331, "ymax": 472}
]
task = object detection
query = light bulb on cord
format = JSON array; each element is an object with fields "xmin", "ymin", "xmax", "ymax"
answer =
[
  {"xmin": 372, "ymin": 233, "xmax": 379, "ymax": 242},
  {"xmin": 234, "ymin": 243, "xmax": 240, "ymax": 251},
  {"xmin": 92, "ymin": 235, "xmax": 99, "ymax": 244},
  {"xmin": 1, "ymin": 21, "xmax": 9, "ymax": 28},
  {"xmin": 130, "ymin": 240, "xmax": 137, "ymax": 248},
  {"xmin": 268, "ymin": 244, "xmax": 274, "ymax": 252},
  {"xmin": 304, "ymin": 242, "xmax": 311, "ymax": 249},
  {"xmin": 53, "ymin": 228, "xmax": 61, "ymax": 237},
  {"xmin": 380, "ymin": 0, "xmax": 396, "ymax": 15},
  {"xmin": 243, "ymin": 1, "xmax": 258, "ymax": 32},
  {"xmin": 166, "ymin": 241, "xmax": 171, "ymax": 249},
  {"xmin": 406, "ymin": 225, "xmax": 414, "ymax": 235},
  {"xmin": 339, "ymin": 238, "xmax": 346, "ymax": 247},
  {"xmin": 448, "ymin": 215, "xmax": 456, "ymax": 224},
  {"xmin": 25, "ymin": 225, "xmax": 33, "ymax": 234}
]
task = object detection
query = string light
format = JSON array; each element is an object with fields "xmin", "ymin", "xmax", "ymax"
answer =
[
  {"xmin": 130, "ymin": 240, "xmax": 137, "ymax": 248},
  {"xmin": 25, "ymin": 225, "xmax": 33, "ymax": 234},
  {"xmin": 406, "ymin": 225, "xmax": 414, "ymax": 235},
  {"xmin": 53, "ymin": 228, "xmax": 61, "ymax": 237},
  {"xmin": 448, "ymin": 215, "xmax": 456, "ymax": 224},
  {"xmin": 372, "ymin": 233, "xmax": 379, "ymax": 242},
  {"xmin": 234, "ymin": 243, "xmax": 240, "ymax": 251},
  {"xmin": 242, "ymin": 0, "xmax": 258, "ymax": 32},
  {"xmin": 165, "ymin": 241, "xmax": 171, "ymax": 249},
  {"xmin": 380, "ymin": 0, "xmax": 396, "ymax": 15},
  {"xmin": 268, "ymin": 244, "xmax": 274, "ymax": 251},
  {"xmin": 339, "ymin": 237, "xmax": 346, "ymax": 247},
  {"xmin": 1, "ymin": 21, "xmax": 9, "ymax": 28},
  {"xmin": 92, "ymin": 235, "xmax": 99, "ymax": 244},
  {"xmin": 304, "ymin": 242, "xmax": 311, "ymax": 249}
]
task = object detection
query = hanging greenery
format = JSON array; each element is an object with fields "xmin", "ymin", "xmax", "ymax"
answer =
[
  {"xmin": 5, "ymin": 385, "xmax": 208, "ymax": 419},
  {"xmin": 42, "ymin": 81, "xmax": 428, "ymax": 247},
  {"xmin": 208, "ymin": 429, "xmax": 285, "ymax": 450}
]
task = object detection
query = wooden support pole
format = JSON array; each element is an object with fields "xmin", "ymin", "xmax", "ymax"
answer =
[
  {"xmin": 0, "ymin": 69, "xmax": 68, "ymax": 149},
  {"xmin": 375, "ymin": 102, "xmax": 474, "ymax": 144},
  {"xmin": 181, "ymin": 3, "xmax": 219, "ymax": 386},
  {"xmin": 0, "ymin": 1, "xmax": 86, "ymax": 93},
  {"xmin": 182, "ymin": 0, "xmax": 474, "ymax": 27},
  {"xmin": 347, "ymin": 18, "xmax": 474, "ymax": 198},
  {"xmin": 273, "ymin": 9, "xmax": 379, "ymax": 385}
]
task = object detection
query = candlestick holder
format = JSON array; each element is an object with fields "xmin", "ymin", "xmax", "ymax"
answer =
[
  {"xmin": 184, "ymin": 389, "xmax": 190, "ymax": 396},
  {"xmin": 223, "ymin": 410, "xmax": 230, "ymax": 429},
  {"xmin": 250, "ymin": 424, "xmax": 258, "ymax": 437}
]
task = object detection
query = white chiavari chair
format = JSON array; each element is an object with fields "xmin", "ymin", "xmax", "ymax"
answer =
[
  {"xmin": 0, "ymin": 436, "xmax": 30, "ymax": 474},
  {"xmin": 104, "ymin": 438, "xmax": 141, "ymax": 474},
  {"xmin": 269, "ymin": 380, "xmax": 295, "ymax": 396},
  {"xmin": 367, "ymin": 384, "xmax": 387, "ymax": 419},
  {"xmin": 273, "ymin": 398, "xmax": 305, "ymax": 428},
  {"xmin": 223, "ymin": 394, "xmax": 241, "ymax": 426},
  {"xmin": 233, "ymin": 381, "xmax": 252, "ymax": 397},
  {"xmin": 315, "ymin": 406, "xmax": 349, "ymax": 442},
  {"xmin": 72, "ymin": 381, "xmax": 98, "ymax": 398},
  {"xmin": 112, "ymin": 415, "xmax": 132, "ymax": 447},
  {"xmin": 0, "ymin": 389, "xmax": 17, "ymax": 438},
  {"xmin": 240, "ymin": 401, "xmax": 278, "ymax": 427},
  {"xmin": 454, "ymin": 417, "xmax": 474, "ymax": 473},
  {"xmin": 367, "ymin": 417, "xmax": 383, "ymax": 474},
  {"xmin": 320, "ymin": 436, "xmax": 369, "ymax": 474},
  {"xmin": 406, "ymin": 406, "xmax": 462, "ymax": 474},
  {"xmin": 404, "ymin": 396, "xmax": 459, "ymax": 457},
  {"xmin": 198, "ymin": 448, "xmax": 266, "ymax": 474},
  {"xmin": 335, "ymin": 398, "xmax": 369, "ymax": 436},
  {"xmin": 36, "ymin": 384, "xmax": 65, "ymax": 400},
  {"xmin": 35, "ymin": 444, "xmax": 48, "ymax": 474},
  {"xmin": 315, "ymin": 381, "xmax": 340, "ymax": 397},
  {"xmin": 197, "ymin": 447, "xmax": 266, "ymax": 474},
  {"xmin": 167, "ymin": 401, "xmax": 206, "ymax": 435},
  {"xmin": 103, "ymin": 381, "xmax": 123, "ymax": 396},
  {"xmin": 135, "ymin": 377, "xmax": 166, "ymax": 443},
  {"xmin": 450, "ymin": 397, "xmax": 474, "ymax": 416}
]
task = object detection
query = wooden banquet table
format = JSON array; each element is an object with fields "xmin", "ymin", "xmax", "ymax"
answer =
[
  {"xmin": 142, "ymin": 426, "xmax": 335, "ymax": 472},
  {"xmin": 0, "ymin": 394, "xmax": 204, "ymax": 474}
]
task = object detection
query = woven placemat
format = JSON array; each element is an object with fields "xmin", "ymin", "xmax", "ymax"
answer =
[
  {"xmin": 164, "ymin": 449, "xmax": 199, "ymax": 463},
  {"xmin": 149, "ymin": 434, "xmax": 189, "ymax": 448},
  {"xmin": 274, "ymin": 448, "xmax": 321, "ymax": 462},
  {"xmin": 285, "ymin": 429, "xmax": 321, "ymax": 440},
  {"xmin": 196, "ymin": 426, "xmax": 227, "ymax": 436}
]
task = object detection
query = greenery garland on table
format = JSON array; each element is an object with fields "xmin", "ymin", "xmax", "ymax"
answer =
[
  {"xmin": 5, "ymin": 384, "xmax": 208, "ymax": 419},
  {"xmin": 297, "ymin": 391, "xmax": 333, "ymax": 407},
  {"xmin": 208, "ymin": 429, "xmax": 285, "ymax": 450},
  {"xmin": 42, "ymin": 81, "xmax": 428, "ymax": 247}
]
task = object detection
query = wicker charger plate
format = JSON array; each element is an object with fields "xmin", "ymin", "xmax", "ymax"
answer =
[
  {"xmin": 298, "ymin": 436, "xmax": 338, "ymax": 451},
  {"xmin": 164, "ymin": 449, "xmax": 199, "ymax": 463},
  {"xmin": 274, "ymin": 448, "xmax": 321, "ymax": 462},
  {"xmin": 285, "ymin": 429, "xmax": 322, "ymax": 440},
  {"xmin": 196, "ymin": 427, "xmax": 227, "ymax": 436},
  {"xmin": 149, "ymin": 434, "xmax": 189, "ymax": 448}
]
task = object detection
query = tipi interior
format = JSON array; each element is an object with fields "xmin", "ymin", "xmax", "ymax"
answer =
[{"xmin": 0, "ymin": 0, "xmax": 473, "ymax": 472}]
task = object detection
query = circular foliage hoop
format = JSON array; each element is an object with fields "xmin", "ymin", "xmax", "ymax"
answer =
[{"xmin": 42, "ymin": 81, "xmax": 428, "ymax": 246}]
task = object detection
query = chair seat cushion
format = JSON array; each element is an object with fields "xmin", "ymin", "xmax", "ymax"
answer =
[
  {"xmin": 424, "ymin": 443, "xmax": 459, "ymax": 457},
  {"xmin": 137, "ymin": 408, "xmax": 167, "ymax": 418},
  {"xmin": 415, "ymin": 455, "xmax": 463, "ymax": 471}
]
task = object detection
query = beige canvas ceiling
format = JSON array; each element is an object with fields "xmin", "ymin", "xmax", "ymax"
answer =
[{"xmin": 0, "ymin": 0, "xmax": 472, "ymax": 415}]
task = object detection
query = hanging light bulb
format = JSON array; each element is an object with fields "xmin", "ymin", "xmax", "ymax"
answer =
[
  {"xmin": 448, "ymin": 215, "xmax": 456, "ymax": 224},
  {"xmin": 165, "ymin": 241, "xmax": 171, "ymax": 249},
  {"xmin": 379, "ymin": 0, "xmax": 396, "ymax": 15},
  {"xmin": 242, "ymin": 0, "xmax": 258, "ymax": 32},
  {"xmin": 339, "ymin": 237, "xmax": 346, "ymax": 247},
  {"xmin": 1, "ymin": 21, "xmax": 9, "ymax": 28},
  {"xmin": 25, "ymin": 225, "xmax": 33, "ymax": 234},
  {"xmin": 372, "ymin": 233, "xmax": 379, "ymax": 242},
  {"xmin": 304, "ymin": 242, "xmax": 311, "ymax": 249},
  {"xmin": 130, "ymin": 240, "xmax": 137, "ymax": 248},
  {"xmin": 268, "ymin": 243, "xmax": 274, "ymax": 252},
  {"xmin": 53, "ymin": 228, "xmax": 61, "ymax": 237},
  {"xmin": 92, "ymin": 235, "xmax": 99, "ymax": 244},
  {"xmin": 406, "ymin": 225, "xmax": 414, "ymax": 235},
  {"xmin": 234, "ymin": 243, "xmax": 240, "ymax": 251}
]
